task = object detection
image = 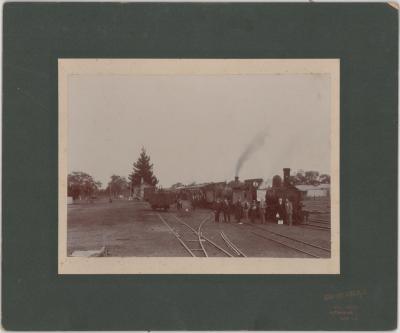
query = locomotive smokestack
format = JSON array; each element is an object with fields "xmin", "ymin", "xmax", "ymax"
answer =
[
  {"xmin": 283, "ymin": 168, "xmax": 290, "ymax": 186},
  {"xmin": 235, "ymin": 176, "xmax": 239, "ymax": 182}
]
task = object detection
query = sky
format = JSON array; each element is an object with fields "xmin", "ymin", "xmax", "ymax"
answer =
[{"xmin": 68, "ymin": 74, "xmax": 331, "ymax": 188}]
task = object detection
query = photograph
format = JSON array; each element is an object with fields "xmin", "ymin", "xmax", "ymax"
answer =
[
  {"xmin": 58, "ymin": 59, "xmax": 340, "ymax": 274},
  {"xmin": 4, "ymin": 3, "xmax": 396, "ymax": 330}
]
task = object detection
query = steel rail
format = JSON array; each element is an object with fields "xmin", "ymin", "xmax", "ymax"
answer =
[
  {"xmin": 220, "ymin": 232, "xmax": 239, "ymax": 255},
  {"xmin": 300, "ymin": 223, "xmax": 331, "ymax": 231},
  {"xmin": 203, "ymin": 236, "xmax": 234, "ymax": 257},
  {"xmin": 229, "ymin": 235, "xmax": 247, "ymax": 258},
  {"xmin": 197, "ymin": 217, "xmax": 209, "ymax": 258},
  {"xmin": 220, "ymin": 231, "xmax": 240, "ymax": 256},
  {"xmin": 250, "ymin": 231, "xmax": 321, "ymax": 258},
  {"xmin": 308, "ymin": 218, "xmax": 330, "ymax": 224},
  {"xmin": 173, "ymin": 214, "xmax": 202, "ymax": 233},
  {"xmin": 222, "ymin": 231, "xmax": 246, "ymax": 257},
  {"xmin": 173, "ymin": 214, "xmax": 234, "ymax": 257},
  {"xmin": 308, "ymin": 221, "xmax": 330, "ymax": 226},
  {"xmin": 252, "ymin": 225, "xmax": 331, "ymax": 253},
  {"xmin": 157, "ymin": 213, "xmax": 196, "ymax": 257},
  {"xmin": 220, "ymin": 231, "xmax": 247, "ymax": 257}
]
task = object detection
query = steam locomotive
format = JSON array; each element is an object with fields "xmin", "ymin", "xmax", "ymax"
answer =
[{"xmin": 265, "ymin": 168, "xmax": 304, "ymax": 224}]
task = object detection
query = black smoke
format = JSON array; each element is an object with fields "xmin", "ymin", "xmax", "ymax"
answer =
[{"xmin": 235, "ymin": 128, "xmax": 269, "ymax": 177}]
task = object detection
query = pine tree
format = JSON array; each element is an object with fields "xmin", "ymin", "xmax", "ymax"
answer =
[{"xmin": 129, "ymin": 148, "xmax": 158, "ymax": 186}]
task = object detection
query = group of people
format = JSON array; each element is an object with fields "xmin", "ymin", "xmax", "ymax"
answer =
[
  {"xmin": 212, "ymin": 197, "xmax": 294, "ymax": 225},
  {"xmin": 275, "ymin": 197, "xmax": 294, "ymax": 225}
]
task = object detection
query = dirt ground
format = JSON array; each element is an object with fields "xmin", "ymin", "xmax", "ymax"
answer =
[{"xmin": 67, "ymin": 199, "xmax": 331, "ymax": 258}]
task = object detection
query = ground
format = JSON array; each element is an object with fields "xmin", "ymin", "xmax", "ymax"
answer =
[{"xmin": 67, "ymin": 199, "xmax": 331, "ymax": 258}]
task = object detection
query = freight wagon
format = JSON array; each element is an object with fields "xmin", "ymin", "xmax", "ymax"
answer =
[{"xmin": 148, "ymin": 190, "xmax": 175, "ymax": 210}]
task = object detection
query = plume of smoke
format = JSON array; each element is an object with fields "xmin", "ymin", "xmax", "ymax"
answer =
[{"xmin": 235, "ymin": 128, "xmax": 269, "ymax": 177}]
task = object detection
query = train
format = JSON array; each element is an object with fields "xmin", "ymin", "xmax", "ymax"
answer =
[{"xmin": 146, "ymin": 168, "xmax": 305, "ymax": 224}]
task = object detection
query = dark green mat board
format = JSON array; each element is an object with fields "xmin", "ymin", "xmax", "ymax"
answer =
[{"xmin": 2, "ymin": 2, "xmax": 397, "ymax": 330}]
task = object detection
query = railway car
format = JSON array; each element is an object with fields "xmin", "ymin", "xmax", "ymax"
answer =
[
  {"xmin": 175, "ymin": 183, "xmax": 226, "ymax": 209},
  {"xmin": 265, "ymin": 168, "xmax": 304, "ymax": 224},
  {"xmin": 148, "ymin": 190, "xmax": 175, "ymax": 210}
]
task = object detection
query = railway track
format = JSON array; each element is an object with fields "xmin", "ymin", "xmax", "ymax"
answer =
[
  {"xmin": 244, "ymin": 224, "xmax": 330, "ymax": 258},
  {"xmin": 220, "ymin": 231, "xmax": 247, "ymax": 257},
  {"xmin": 303, "ymin": 206, "xmax": 331, "ymax": 231},
  {"xmin": 301, "ymin": 222, "xmax": 331, "ymax": 231},
  {"xmin": 157, "ymin": 213, "xmax": 234, "ymax": 257},
  {"xmin": 309, "ymin": 218, "xmax": 330, "ymax": 224},
  {"xmin": 158, "ymin": 211, "xmax": 328, "ymax": 258},
  {"xmin": 157, "ymin": 213, "xmax": 206, "ymax": 257},
  {"xmin": 173, "ymin": 214, "xmax": 239, "ymax": 257}
]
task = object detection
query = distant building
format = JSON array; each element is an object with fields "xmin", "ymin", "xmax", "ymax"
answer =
[{"xmin": 295, "ymin": 184, "xmax": 330, "ymax": 198}]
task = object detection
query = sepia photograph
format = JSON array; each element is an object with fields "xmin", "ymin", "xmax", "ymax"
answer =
[
  {"xmin": 58, "ymin": 59, "xmax": 339, "ymax": 274},
  {"xmin": 4, "ymin": 3, "xmax": 397, "ymax": 330}
]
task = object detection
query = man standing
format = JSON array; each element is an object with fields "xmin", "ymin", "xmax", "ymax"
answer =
[
  {"xmin": 223, "ymin": 198, "xmax": 231, "ymax": 223},
  {"xmin": 192, "ymin": 195, "xmax": 196, "ymax": 211},
  {"xmin": 250, "ymin": 200, "xmax": 258, "ymax": 223},
  {"xmin": 260, "ymin": 199, "xmax": 266, "ymax": 224},
  {"xmin": 213, "ymin": 198, "xmax": 222, "ymax": 223},
  {"xmin": 285, "ymin": 198, "xmax": 293, "ymax": 226},
  {"xmin": 276, "ymin": 197, "xmax": 285, "ymax": 224},
  {"xmin": 243, "ymin": 200, "xmax": 250, "ymax": 222},
  {"xmin": 235, "ymin": 199, "xmax": 243, "ymax": 224}
]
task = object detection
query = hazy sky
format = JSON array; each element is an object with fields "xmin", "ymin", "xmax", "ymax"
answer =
[{"xmin": 68, "ymin": 74, "xmax": 330, "ymax": 188}]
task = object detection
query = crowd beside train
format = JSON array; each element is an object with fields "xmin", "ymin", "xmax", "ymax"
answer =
[
  {"xmin": 211, "ymin": 197, "xmax": 294, "ymax": 225},
  {"xmin": 169, "ymin": 169, "xmax": 306, "ymax": 225},
  {"xmin": 176, "ymin": 196, "xmax": 295, "ymax": 226}
]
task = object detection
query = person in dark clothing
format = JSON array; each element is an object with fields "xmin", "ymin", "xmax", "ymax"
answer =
[
  {"xmin": 249, "ymin": 200, "xmax": 258, "ymax": 223},
  {"xmin": 260, "ymin": 199, "xmax": 266, "ymax": 224},
  {"xmin": 234, "ymin": 199, "xmax": 243, "ymax": 223},
  {"xmin": 213, "ymin": 198, "xmax": 222, "ymax": 223},
  {"xmin": 285, "ymin": 198, "xmax": 293, "ymax": 226},
  {"xmin": 276, "ymin": 197, "xmax": 286, "ymax": 224},
  {"xmin": 243, "ymin": 200, "xmax": 250, "ymax": 222},
  {"xmin": 222, "ymin": 198, "xmax": 231, "ymax": 223}
]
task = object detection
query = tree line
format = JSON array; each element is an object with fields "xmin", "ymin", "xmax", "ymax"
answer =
[
  {"xmin": 67, "ymin": 147, "xmax": 158, "ymax": 200},
  {"xmin": 290, "ymin": 171, "xmax": 330, "ymax": 186},
  {"xmin": 67, "ymin": 148, "xmax": 330, "ymax": 200}
]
